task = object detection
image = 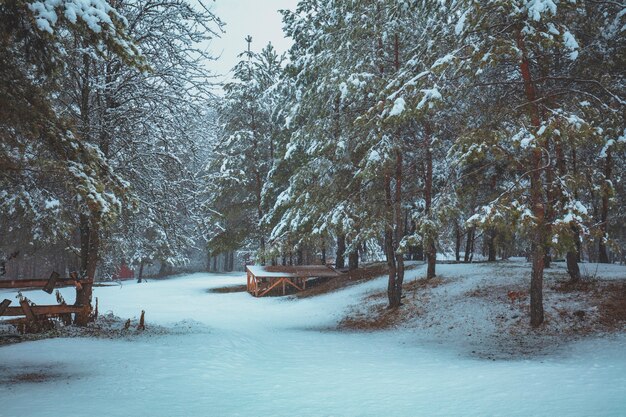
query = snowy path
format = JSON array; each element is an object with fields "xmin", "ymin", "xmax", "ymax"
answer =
[{"xmin": 1, "ymin": 269, "xmax": 626, "ymax": 417}]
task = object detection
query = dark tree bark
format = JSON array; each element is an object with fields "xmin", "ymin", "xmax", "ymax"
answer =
[
  {"xmin": 544, "ymin": 249, "xmax": 552, "ymax": 269},
  {"xmin": 544, "ymin": 138, "xmax": 555, "ymax": 270},
  {"xmin": 455, "ymin": 223, "xmax": 462, "ymax": 262},
  {"xmin": 335, "ymin": 234, "xmax": 346, "ymax": 269},
  {"xmin": 386, "ymin": 148, "xmax": 405, "ymax": 307},
  {"xmin": 518, "ymin": 30, "xmax": 545, "ymax": 327},
  {"xmin": 407, "ymin": 220, "xmax": 423, "ymax": 260},
  {"xmin": 423, "ymin": 123, "xmax": 436, "ymax": 279},
  {"xmin": 464, "ymin": 227, "xmax": 475, "ymax": 263},
  {"xmin": 348, "ymin": 248, "xmax": 359, "ymax": 270},
  {"xmin": 566, "ymin": 250, "xmax": 581, "ymax": 282},
  {"xmin": 598, "ymin": 147, "xmax": 612, "ymax": 263},
  {"xmin": 75, "ymin": 213, "xmax": 99, "ymax": 325},
  {"xmin": 159, "ymin": 260, "xmax": 172, "ymax": 276},
  {"xmin": 571, "ymin": 149, "xmax": 582, "ymax": 263},
  {"xmin": 426, "ymin": 242, "xmax": 436, "ymax": 279},
  {"xmin": 392, "ymin": 40, "xmax": 404, "ymax": 293},
  {"xmin": 555, "ymin": 138, "xmax": 582, "ymax": 271},
  {"xmin": 223, "ymin": 252, "xmax": 232, "ymax": 272},
  {"xmin": 74, "ymin": 53, "xmax": 96, "ymax": 326},
  {"xmin": 393, "ymin": 136, "xmax": 406, "ymax": 300},
  {"xmin": 487, "ymin": 228, "xmax": 496, "ymax": 262},
  {"xmin": 414, "ymin": 244, "xmax": 424, "ymax": 261},
  {"xmin": 380, "ymin": 32, "xmax": 405, "ymax": 307},
  {"xmin": 385, "ymin": 227, "xmax": 399, "ymax": 307}
]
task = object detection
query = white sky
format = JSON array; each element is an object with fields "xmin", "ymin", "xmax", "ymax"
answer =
[{"xmin": 206, "ymin": 0, "xmax": 299, "ymax": 83}]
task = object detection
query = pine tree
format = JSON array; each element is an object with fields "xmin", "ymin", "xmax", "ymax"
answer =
[{"xmin": 203, "ymin": 39, "xmax": 284, "ymax": 266}]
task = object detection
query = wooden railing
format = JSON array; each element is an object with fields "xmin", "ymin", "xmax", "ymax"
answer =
[{"xmin": 0, "ymin": 272, "xmax": 93, "ymax": 326}]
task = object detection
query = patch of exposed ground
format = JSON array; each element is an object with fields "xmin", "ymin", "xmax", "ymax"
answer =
[
  {"xmin": 483, "ymin": 277, "xmax": 626, "ymax": 339},
  {"xmin": 207, "ymin": 284, "xmax": 247, "ymax": 293},
  {"xmin": 335, "ymin": 262, "xmax": 626, "ymax": 358},
  {"xmin": 338, "ymin": 277, "xmax": 446, "ymax": 331},
  {"xmin": 1, "ymin": 368, "xmax": 75, "ymax": 386},
  {"xmin": 0, "ymin": 312, "xmax": 207, "ymax": 347},
  {"xmin": 548, "ymin": 279, "xmax": 626, "ymax": 332},
  {"xmin": 297, "ymin": 262, "xmax": 421, "ymax": 298}
]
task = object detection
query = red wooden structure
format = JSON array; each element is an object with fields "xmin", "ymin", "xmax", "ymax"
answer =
[
  {"xmin": 113, "ymin": 260, "xmax": 134, "ymax": 280},
  {"xmin": 246, "ymin": 265, "xmax": 342, "ymax": 297}
]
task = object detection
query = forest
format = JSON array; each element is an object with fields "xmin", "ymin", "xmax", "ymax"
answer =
[
  {"xmin": 3, "ymin": 0, "xmax": 623, "ymax": 325},
  {"xmin": 1, "ymin": 1, "xmax": 626, "ymax": 416}
]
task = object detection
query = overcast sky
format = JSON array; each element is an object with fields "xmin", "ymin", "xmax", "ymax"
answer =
[{"xmin": 207, "ymin": 0, "xmax": 299, "ymax": 83}]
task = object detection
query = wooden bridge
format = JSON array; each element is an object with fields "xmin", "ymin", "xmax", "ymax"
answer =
[{"xmin": 246, "ymin": 265, "xmax": 342, "ymax": 297}]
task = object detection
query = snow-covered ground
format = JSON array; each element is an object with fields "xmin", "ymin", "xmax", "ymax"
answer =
[{"xmin": 1, "ymin": 261, "xmax": 625, "ymax": 417}]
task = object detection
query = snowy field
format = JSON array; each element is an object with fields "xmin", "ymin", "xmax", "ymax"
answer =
[{"xmin": 1, "ymin": 261, "xmax": 626, "ymax": 417}]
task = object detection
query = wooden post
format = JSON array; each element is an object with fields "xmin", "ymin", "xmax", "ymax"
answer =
[
  {"xmin": 282, "ymin": 278, "xmax": 286, "ymax": 295},
  {"xmin": 19, "ymin": 299, "xmax": 37, "ymax": 323},
  {"xmin": 0, "ymin": 299, "xmax": 10, "ymax": 316},
  {"xmin": 42, "ymin": 271, "xmax": 60, "ymax": 294},
  {"xmin": 137, "ymin": 310, "xmax": 145, "ymax": 330},
  {"xmin": 258, "ymin": 278, "xmax": 285, "ymax": 297}
]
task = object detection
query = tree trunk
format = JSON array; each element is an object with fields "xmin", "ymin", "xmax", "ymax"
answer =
[
  {"xmin": 386, "ymin": 147, "xmax": 405, "ymax": 307},
  {"xmin": 408, "ymin": 220, "xmax": 423, "ymax": 261},
  {"xmin": 423, "ymin": 122, "xmax": 436, "ymax": 279},
  {"xmin": 159, "ymin": 261, "xmax": 170, "ymax": 276},
  {"xmin": 487, "ymin": 228, "xmax": 496, "ymax": 262},
  {"xmin": 598, "ymin": 147, "xmax": 612, "ymax": 263},
  {"xmin": 229, "ymin": 251, "xmax": 235, "ymax": 271},
  {"xmin": 223, "ymin": 253, "xmax": 229, "ymax": 272},
  {"xmin": 455, "ymin": 224, "xmax": 462, "ymax": 262},
  {"xmin": 518, "ymin": 29, "xmax": 545, "ymax": 327},
  {"xmin": 544, "ymin": 136, "xmax": 556, "ymax": 270},
  {"xmin": 464, "ymin": 227, "xmax": 474, "ymax": 263},
  {"xmin": 335, "ymin": 234, "xmax": 346, "ymax": 269},
  {"xmin": 259, "ymin": 237, "xmax": 266, "ymax": 266},
  {"xmin": 566, "ymin": 250, "xmax": 580, "ymax": 282},
  {"xmin": 75, "ymin": 213, "xmax": 98, "ymax": 325},
  {"xmin": 544, "ymin": 249, "xmax": 552, "ymax": 269},
  {"xmin": 348, "ymin": 248, "xmax": 359, "ymax": 270},
  {"xmin": 414, "ymin": 244, "xmax": 424, "ymax": 261},
  {"xmin": 385, "ymin": 228, "xmax": 399, "ymax": 308},
  {"xmin": 555, "ymin": 126, "xmax": 581, "ymax": 269},
  {"xmin": 385, "ymin": 172, "xmax": 402, "ymax": 308},
  {"xmin": 426, "ymin": 242, "xmax": 436, "ymax": 279}
]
